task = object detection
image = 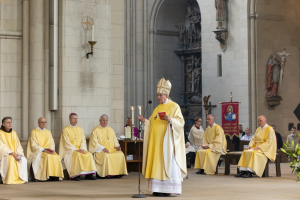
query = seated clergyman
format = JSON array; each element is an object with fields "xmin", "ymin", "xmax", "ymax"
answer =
[
  {"xmin": 59, "ymin": 113, "xmax": 97, "ymax": 181},
  {"xmin": 27, "ymin": 117, "xmax": 64, "ymax": 181},
  {"xmin": 194, "ymin": 114, "xmax": 227, "ymax": 175},
  {"xmin": 89, "ymin": 114, "xmax": 128, "ymax": 178},
  {"xmin": 235, "ymin": 115, "xmax": 276, "ymax": 178},
  {"xmin": 0, "ymin": 117, "xmax": 28, "ymax": 184}
]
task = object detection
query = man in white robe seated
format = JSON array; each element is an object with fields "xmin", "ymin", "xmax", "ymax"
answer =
[
  {"xmin": 59, "ymin": 113, "xmax": 97, "ymax": 181},
  {"xmin": 27, "ymin": 117, "xmax": 64, "ymax": 181},
  {"xmin": 0, "ymin": 117, "xmax": 28, "ymax": 184},
  {"xmin": 89, "ymin": 114, "xmax": 128, "ymax": 179}
]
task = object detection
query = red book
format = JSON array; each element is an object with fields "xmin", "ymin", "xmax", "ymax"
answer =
[
  {"xmin": 45, "ymin": 149, "xmax": 53, "ymax": 153},
  {"xmin": 158, "ymin": 112, "xmax": 166, "ymax": 120}
]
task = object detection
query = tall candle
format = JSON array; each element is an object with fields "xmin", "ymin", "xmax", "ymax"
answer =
[
  {"xmin": 138, "ymin": 105, "xmax": 142, "ymax": 115},
  {"xmin": 131, "ymin": 106, "xmax": 134, "ymax": 125},
  {"xmin": 91, "ymin": 24, "xmax": 94, "ymax": 41}
]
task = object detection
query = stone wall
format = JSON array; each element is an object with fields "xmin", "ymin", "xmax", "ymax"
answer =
[
  {"xmin": 54, "ymin": 0, "xmax": 124, "ymax": 144},
  {"xmin": 0, "ymin": 0, "xmax": 22, "ymax": 137},
  {"xmin": 198, "ymin": 0, "xmax": 249, "ymax": 128},
  {"xmin": 256, "ymin": 0, "xmax": 300, "ymax": 140},
  {"xmin": 0, "ymin": 0, "xmax": 124, "ymax": 151}
]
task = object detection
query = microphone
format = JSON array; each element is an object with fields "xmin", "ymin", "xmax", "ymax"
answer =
[{"xmin": 143, "ymin": 100, "xmax": 152, "ymax": 117}]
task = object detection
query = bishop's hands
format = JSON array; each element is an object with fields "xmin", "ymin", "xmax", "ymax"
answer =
[
  {"xmin": 202, "ymin": 145, "xmax": 209, "ymax": 149},
  {"xmin": 10, "ymin": 152, "xmax": 21, "ymax": 161},
  {"xmin": 137, "ymin": 115, "xmax": 145, "ymax": 123},
  {"xmin": 75, "ymin": 149, "xmax": 85, "ymax": 154},
  {"xmin": 161, "ymin": 115, "xmax": 171, "ymax": 122}
]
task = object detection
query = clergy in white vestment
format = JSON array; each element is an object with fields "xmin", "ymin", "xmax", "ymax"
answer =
[
  {"xmin": 27, "ymin": 117, "xmax": 64, "ymax": 181},
  {"xmin": 137, "ymin": 78, "xmax": 187, "ymax": 197},
  {"xmin": 0, "ymin": 117, "xmax": 28, "ymax": 184},
  {"xmin": 185, "ymin": 117, "xmax": 205, "ymax": 169},
  {"xmin": 188, "ymin": 117, "xmax": 205, "ymax": 152},
  {"xmin": 59, "ymin": 113, "xmax": 97, "ymax": 181}
]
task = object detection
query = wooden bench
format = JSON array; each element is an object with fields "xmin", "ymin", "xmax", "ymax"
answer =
[{"xmin": 224, "ymin": 151, "xmax": 281, "ymax": 177}]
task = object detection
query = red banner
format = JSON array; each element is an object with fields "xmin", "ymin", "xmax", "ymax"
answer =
[{"xmin": 221, "ymin": 102, "xmax": 239, "ymax": 137}]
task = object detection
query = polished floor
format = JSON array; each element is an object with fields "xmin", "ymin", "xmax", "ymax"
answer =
[{"xmin": 0, "ymin": 163, "xmax": 299, "ymax": 200}]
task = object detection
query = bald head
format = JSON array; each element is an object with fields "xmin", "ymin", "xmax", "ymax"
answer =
[
  {"xmin": 257, "ymin": 115, "xmax": 267, "ymax": 128},
  {"xmin": 206, "ymin": 114, "xmax": 215, "ymax": 127},
  {"xmin": 37, "ymin": 117, "xmax": 47, "ymax": 130}
]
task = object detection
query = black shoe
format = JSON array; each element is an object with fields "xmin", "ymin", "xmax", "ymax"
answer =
[
  {"xmin": 234, "ymin": 171, "xmax": 247, "ymax": 178},
  {"xmin": 153, "ymin": 192, "xmax": 164, "ymax": 197},
  {"xmin": 163, "ymin": 193, "xmax": 171, "ymax": 196},
  {"xmin": 48, "ymin": 176, "xmax": 60, "ymax": 181},
  {"xmin": 72, "ymin": 176, "xmax": 81, "ymax": 181},
  {"xmin": 85, "ymin": 174, "xmax": 97, "ymax": 180},
  {"xmin": 196, "ymin": 169, "xmax": 204, "ymax": 174},
  {"xmin": 242, "ymin": 171, "xmax": 253, "ymax": 178}
]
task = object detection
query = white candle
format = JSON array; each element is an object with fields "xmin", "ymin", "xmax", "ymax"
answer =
[
  {"xmin": 91, "ymin": 24, "xmax": 94, "ymax": 41},
  {"xmin": 131, "ymin": 106, "xmax": 134, "ymax": 125},
  {"xmin": 138, "ymin": 105, "xmax": 142, "ymax": 115}
]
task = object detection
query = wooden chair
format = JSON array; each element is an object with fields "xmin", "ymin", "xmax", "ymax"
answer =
[
  {"xmin": 239, "ymin": 140, "xmax": 250, "ymax": 151},
  {"xmin": 224, "ymin": 152, "xmax": 281, "ymax": 177},
  {"xmin": 215, "ymin": 154, "xmax": 226, "ymax": 174}
]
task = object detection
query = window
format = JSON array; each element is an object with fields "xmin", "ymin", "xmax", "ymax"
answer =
[{"xmin": 217, "ymin": 54, "xmax": 222, "ymax": 77}]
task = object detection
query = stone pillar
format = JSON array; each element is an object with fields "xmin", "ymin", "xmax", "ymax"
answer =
[
  {"xmin": 22, "ymin": 0, "xmax": 29, "ymax": 139},
  {"xmin": 29, "ymin": 0, "xmax": 45, "ymax": 131},
  {"xmin": 44, "ymin": 0, "xmax": 51, "ymax": 130}
]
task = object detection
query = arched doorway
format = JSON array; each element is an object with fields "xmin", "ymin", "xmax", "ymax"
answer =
[{"xmin": 154, "ymin": 0, "xmax": 201, "ymax": 132}]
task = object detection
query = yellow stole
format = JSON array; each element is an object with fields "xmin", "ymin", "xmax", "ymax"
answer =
[
  {"xmin": 250, "ymin": 126, "xmax": 270, "ymax": 147},
  {"xmin": 67, "ymin": 126, "xmax": 82, "ymax": 150}
]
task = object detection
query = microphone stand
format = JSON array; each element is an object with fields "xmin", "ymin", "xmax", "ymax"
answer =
[{"xmin": 132, "ymin": 102, "xmax": 151, "ymax": 198}]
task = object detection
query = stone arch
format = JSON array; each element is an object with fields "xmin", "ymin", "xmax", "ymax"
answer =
[{"xmin": 148, "ymin": 1, "xmax": 203, "ymax": 107}]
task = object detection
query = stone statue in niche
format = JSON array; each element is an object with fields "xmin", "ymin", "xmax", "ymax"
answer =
[
  {"xmin": 186, "ymin": 62, "xmax": 193, "ymax": 92},
  {"xmin": 176, "ymin": 24, "xmax": 186, "ymax": 49},
  {"xmin": 215, "ymin": 0, "xmax": 227, "ymax": 30},
  {"xmin": 267, "ymin": 54, "xmax": 281, "ymax": 98},
  {"xmin": 266, "ymin": 49, "xmax": 291, "ymax": 110},
  {"xmin": 192, "ymin": 68, "xmax": 201, "ymax": 92}
]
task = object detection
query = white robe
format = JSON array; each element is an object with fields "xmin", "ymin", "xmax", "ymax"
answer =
[{"xmin": 147, "ymin": 126, "xmax": 182, "ymax": 194}]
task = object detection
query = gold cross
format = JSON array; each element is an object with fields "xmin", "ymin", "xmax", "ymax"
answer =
[{"xmin": 81, "ymin": 16, "xmax": 93, "ymax": 30}]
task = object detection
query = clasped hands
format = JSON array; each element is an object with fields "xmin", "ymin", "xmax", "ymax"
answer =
[
  {"xmin": 103, "ymin": 147, "xmax": 121, "ymax": 154},
  {"xmin": 75, "ymin": 149, "xmax": 85, "ymax": 154},
  {"xmin": 137, "ymin": 114, "xmax": 171, "ymax": 122},
  {"xmin": 246, "ymin": 146, "xmax": 260, "ymax": 150}
]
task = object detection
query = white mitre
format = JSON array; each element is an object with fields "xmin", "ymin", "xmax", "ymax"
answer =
[{"xmin": 157, "ymin": 78, "xmax": 172, "ymax": 95}]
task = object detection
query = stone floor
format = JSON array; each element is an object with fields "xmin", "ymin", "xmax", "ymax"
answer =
[{"xmin": 0, "ymin": 163, "xmax": 299, "ymax": 200}]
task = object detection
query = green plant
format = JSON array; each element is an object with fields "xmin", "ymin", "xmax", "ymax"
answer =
[{"xmin": 281, "ymin": 134, "xmax": 300, "ymax": 181}]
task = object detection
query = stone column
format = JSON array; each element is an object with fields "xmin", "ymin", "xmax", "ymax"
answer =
[
  {"xmin": 22, "ymin": 0, "xmax": 29, "ymax": 139},
  {"xmin": 29, "ymin": 0, "xmax": 45, "ymax": 131},
  {"xmin": 44, "ymin": 0, "xmax": 51, "ymax": 130}
]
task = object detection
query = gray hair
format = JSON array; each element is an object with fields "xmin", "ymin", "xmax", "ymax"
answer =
[{"xmin": 100, "ymin": 114, "xmax": 109, "ymax": 120}]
